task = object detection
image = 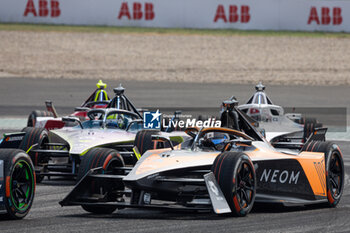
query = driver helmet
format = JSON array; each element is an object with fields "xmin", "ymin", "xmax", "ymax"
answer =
[
  {"xmin": 208, "ymin": 132, "xmax": 230, "ymax": 145},
  {"xmin": 202, "ymin": 132, "xmax": 229, "ymax": 148}
]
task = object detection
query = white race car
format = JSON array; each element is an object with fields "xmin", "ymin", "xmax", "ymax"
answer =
[{"xmin": 236, "ymin": 82, "xmax": 322, "ymax": 144}]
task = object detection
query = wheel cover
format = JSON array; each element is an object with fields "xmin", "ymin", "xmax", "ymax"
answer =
[
  {"xmin": 329, "ymin": 152, "xmax": 343, "ymax": 198},
  {"xmin": 235, "ymin": 162, "xmax": 255, "ymax": 209},
  {"xmin": 10, "ymin": 160, "xmax": 35, "ymax": 211}
]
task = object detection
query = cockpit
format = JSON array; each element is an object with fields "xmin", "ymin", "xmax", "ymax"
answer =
[
  {"xmin": 179, "ymin": 127, "xmax": 258, "ymax": 153},
  {"xmin": 80, "ymin": 109, "xmax": 143, "ymax": 131},
  {"xmin": 199, "ymin": 131, "xmax": 231, "ymax": 151}
]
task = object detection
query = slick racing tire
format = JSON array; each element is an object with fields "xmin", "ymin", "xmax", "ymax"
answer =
[
  {"xmin": 20, "ymin": 127, "xmax": 49, "ymax": 181},
  {"xmin": 77, "ymin": 148, "xmax": 125, "ymax": 214},
  {"xmin": 0, "ymin": 149, "xmax": 35, "ymax": 220},
  {"xmin": 302, "ymin": 141, "xmax": 344, "ymax": 207},
  {"xmin": 134, "ymin": 130, "xmax": 161, "ymax": 156},
  {"xmin": 19, "ymin": 127, "xmax": 49, "ymax": 183},
  {"xmin": 211, "ymin": 152, "xmax": 256, "ymax": 217},
  {"xmin": 27, "ymin": 110, "xmax": 53, "ymax": 127}
]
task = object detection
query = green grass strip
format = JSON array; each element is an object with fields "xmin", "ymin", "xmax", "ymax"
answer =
[{"xmin": 0, "ymin": 23, "xmax": 349, "ymax": 38}]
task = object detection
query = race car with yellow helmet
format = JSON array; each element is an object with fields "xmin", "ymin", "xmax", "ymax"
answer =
[
  {"xmin": 1, "ymin": 85, "xmax": 188, "ymax": 183},
  {"xmin": 26, "ymin": 80, "xmax": 111, "ymax": 130},
  {"xmin": 59, "ymin": 99, "xmax": 344, "ymax": 217}
]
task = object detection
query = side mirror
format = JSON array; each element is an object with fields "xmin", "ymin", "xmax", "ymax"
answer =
[
  {"xmin": 126, "ymin": 119, "xmax": 144, "ymax": 131},
  {"xmin": 224, "ymin": 139, "xmax": 252, "ymax": 152},
  {"xmin": 62, "ymin": 117, "xmax": 83, "ymax": 129},
  {"xmin": 151, "ymin": 135, "xmax": 174, "ymax": 150},
  {"xmin": 230, "ymin": 139, "xmax": 252, "ymax": 147},
  {"xmin": 74, "ymin": 107, "xmax": 90, "ymax": 112}
]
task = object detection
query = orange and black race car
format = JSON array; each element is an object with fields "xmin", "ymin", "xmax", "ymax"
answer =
[{"xmin": 60, "ymin": 103, "xmax": 344, "ymax": 217}]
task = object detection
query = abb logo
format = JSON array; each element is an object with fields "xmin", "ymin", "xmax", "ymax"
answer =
[
  {"xmin": 118, "ymin": 2, "xmax": 155, "ymax": 20},
  {"xmin": 24, "ymin": 0, "xmax": 61, "ymax": 17},
  {"xmin": 214, "ymin": 5, "xmax": 250, "ymax": 23},
  {"xmin": 308, "ymin": 7, "xmax": 342, "ymax": 25}
]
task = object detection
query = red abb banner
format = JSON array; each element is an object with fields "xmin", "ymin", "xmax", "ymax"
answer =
[
  {"xmin": 118, "ymin": 2, "xmax": 155, "ymax": 20},
  {"xmin": 24, "ymin": 0, "xmax": 61, "ymax": 17},
  {"xmin": 214, "ymin": 5, "xmax": 250, "ymax": 23},
  {"xmin": 307, "ymin": 7, "xmax": 342, "ymax": 25}
]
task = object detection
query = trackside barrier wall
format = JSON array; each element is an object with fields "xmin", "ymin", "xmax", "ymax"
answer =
[{"xmin": 0, "ymin": 0, "xmax": 350, "ymax": 32}]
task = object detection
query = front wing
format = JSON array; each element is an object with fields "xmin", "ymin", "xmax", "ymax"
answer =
[
  {"xmin": 59, "ymin": 168, "xmax": 231, "ymax": 214},
  {"xmin": 59, "ymin": 160, "xmax": 329, "ymax": 215}
]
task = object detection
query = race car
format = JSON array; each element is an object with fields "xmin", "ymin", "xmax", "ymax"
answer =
[
  {"xmin": 237, "ymin": 82, "xmax": 322, "ymax": 142},
  {"xmin": 0, "ymin": 147, "xmax": 35, "ymax": 220},
  {"xmin": 0, "ymin": 85, "xmax": 188, "ymax": 183},
  {"xmin": 27, "ymin": 80, "xmax": 111, "ymax": 130},
  {"xmin": 59, "ymin": 100, "xmax": 344, "ymax": 217}
]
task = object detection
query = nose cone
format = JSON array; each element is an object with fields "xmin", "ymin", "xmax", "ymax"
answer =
[{"xmin": 124, "ymin": 150, "xmax": 218, "ymax": 181}]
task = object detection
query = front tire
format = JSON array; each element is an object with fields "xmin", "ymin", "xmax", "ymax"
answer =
[
  {"xmin": 0, "ymin": 149, "xmax": 35, "ymax": 220},
  {"xmin": 211, "ymin": 152, "xmax": 256, "ymax": 217},
  {"xmin": 77, "ymin": 148, "xmax": 125, "ymax": 214},
  {"xmin": 19, "ymin": 127, "xmax": 48, "ymax": 183}
]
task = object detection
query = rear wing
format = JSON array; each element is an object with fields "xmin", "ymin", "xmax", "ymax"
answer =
[
  {"xmin": 300, "ymin": 128, "xmax": 327, "ymax": 151},
  {"xmin": 45, "ymin": 100, "xmax": 58, "ymax": 118},
  {"xmin": 271, "ymin": 127, "xmax": 327, "ymax": 150}
]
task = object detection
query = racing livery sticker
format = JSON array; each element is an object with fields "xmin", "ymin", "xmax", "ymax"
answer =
[{"xmin": 255, "ymin": 159, "xmax": 314, "ymax": 200}]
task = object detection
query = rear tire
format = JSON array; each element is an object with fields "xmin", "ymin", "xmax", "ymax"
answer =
[
  {"xmin": 27, "ymin": 110, "xmax": 53, "ymax": 127},
  {"xmin": 19, "ymin": 127, "xmax": 48, "ymax": 183},
  {"xmin": 211, "ymin": 152, "xmax": 256, "ymax": 217},
  {"xmin": 77, "ymin": 148, "xmax": 125, "ymax": 214},
  {"xmin": 0, "ymin": 149, "xmax": 35, "ymax": 220},
  {"xmin": 302, "ymin": 142, "xmax": 344, "ymax": 207}
]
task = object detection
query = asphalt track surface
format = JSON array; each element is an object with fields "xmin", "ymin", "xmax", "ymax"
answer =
[{"xmin": 0, "ymin": 78, "xmax": 349, "ymax": 233}]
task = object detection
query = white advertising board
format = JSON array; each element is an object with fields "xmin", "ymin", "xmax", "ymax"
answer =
[{"xmin": 0, "ymin": 0, "xmax": 349, "ymax": 32}]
